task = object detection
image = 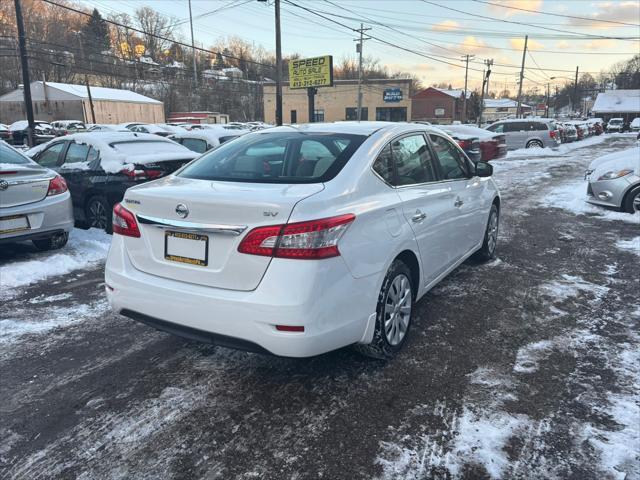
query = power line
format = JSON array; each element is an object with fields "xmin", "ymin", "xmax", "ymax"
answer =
[{"xmin": 472, "ymin": 0, "xmax": 640, "ymax": 28}]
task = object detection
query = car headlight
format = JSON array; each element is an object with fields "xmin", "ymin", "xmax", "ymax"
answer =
[{"xmin": 597, "ymin": 169, "xmax": 633, "ymax": 181}]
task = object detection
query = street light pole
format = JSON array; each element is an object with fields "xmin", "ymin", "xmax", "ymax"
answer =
[{"xmin": 274, "ymin": 0, "xmax": 283, "ymax": 125}]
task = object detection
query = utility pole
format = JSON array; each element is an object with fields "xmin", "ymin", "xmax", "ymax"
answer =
[
  {"xmin": 14, "ymin": 0, "xmax": 35, "ymax": 147},
  {"xmin": 461, "ymin": 54, "xmax": 474, "ymax": 122},
  {"xmin": 478, "ymin": 59, "xmax": 492, "ymax": 127},
  {"xmin": 572, "ymin": 66, "xmax": 579, "ymax": 116},
  {"xmin": 355, "ymin": 23, "xmax": 371, "ymax": 122},
  {"xmin": 74, "ymin": 32, "xmax": 96, "ymax": 124},
  {"xmin": 188, "ymin": 0, "xmax": 198, "ymax": 88},
  {"xmin": 478, "ymin": 69, "xmax": 485, "ymax": 127},
  {"xmin": 274, "ymin": 0, "xmax": 283, "ymax": 125},
  {"xmin": 545, "ymin": 83, "xmax": 550, "ymax": 117},
  {"xmin": 516, "ymin": 35, "xmax": 528, "ymax": 119}
]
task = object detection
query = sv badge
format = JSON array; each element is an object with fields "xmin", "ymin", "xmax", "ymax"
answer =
[{"xmin": 263, "ymin": 211, "xmax": 278, "ymax": 217}]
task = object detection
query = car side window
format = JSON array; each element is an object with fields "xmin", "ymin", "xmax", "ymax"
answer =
[
  {"xmin": 36, "ymin": 142, "xmax": 65, "ymax": 167},
  {"xmin": 429, "ymin": 134, "xmax": 469, "ymax": 180},
  {"xmin": 391, "ymin": 134, "xmax": 438, "ymax": 186},
  {"xmin": 182, "ymin": 138, "xmax": 208, "ymax": 154},
  {"xmin": 63, "ymin": 142, "xmax": 90, "ymax": 164},
  {"xmin": 86, "ymin": 147, "xmax": 99, "ymax": 164},
  {"xmin": 373, "ymin": 144, "xmax": 395, "ymax": 184},
  {"xmin": 487, "ymin": 123, "xmax": 503, "ymax": 133}
]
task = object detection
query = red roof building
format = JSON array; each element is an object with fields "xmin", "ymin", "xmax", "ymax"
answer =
[{"xmin": 411, "ymin": 87, "xmax": 466, "ymax": 123}]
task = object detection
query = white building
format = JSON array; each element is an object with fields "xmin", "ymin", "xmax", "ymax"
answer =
[
  {"xmin": 483, "ymin": 99, "xmax": 531, "ymax": 122},
  {"xmin": 592, "ymin": 89, "xmax": 640, "ymax": 123}
]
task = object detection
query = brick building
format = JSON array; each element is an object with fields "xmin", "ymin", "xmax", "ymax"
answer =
[{"xmin": 411, "ymin": 87, "xmax": 465, "ymax": 123}]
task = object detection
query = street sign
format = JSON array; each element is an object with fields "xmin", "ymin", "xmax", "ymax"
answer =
[
  {"xmin": 383, "ymin": 88, "xmax": 403, "ymax": 102},
  {"xmin": 289, "ymin": 55, "xmax": 333, "ymax": 90}
]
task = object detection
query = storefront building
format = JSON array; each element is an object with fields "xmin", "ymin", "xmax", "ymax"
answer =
[{"xmin": 263, "ymin": 78, "xmax": 412, "ymax": 124}]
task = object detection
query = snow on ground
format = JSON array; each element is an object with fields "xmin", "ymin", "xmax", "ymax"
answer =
[
  {"xmin": 616, "ymin": 237, "xmax": 640, "ymax": 256},
  {"xmin": 539, "ymin": 180, "xmax": 640, "ymax": 224},
  {"xmin": 0, "ymin": 228, "xmax": 111, "ymax": 295},
  {"xmin": 507, "ymin": 135, "xmax": 607, "ymax": 159}
]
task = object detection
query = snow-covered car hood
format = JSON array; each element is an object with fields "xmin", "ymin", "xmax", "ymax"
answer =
[{"xmin": 588, "ymin": 146, "xmax": 640, "ymax": 179}]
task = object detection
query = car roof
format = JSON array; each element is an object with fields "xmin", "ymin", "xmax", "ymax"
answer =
[
  {"xmin": 171, "ymin": 130, "xmax": 244, "ymax": 141},
  {"xmin": 262, "ymin": 121, "xmax": 440, "ymax": 136},
  {"xmin": 493, "ymin": 118, "xmax": 554, "ymax": 124}
]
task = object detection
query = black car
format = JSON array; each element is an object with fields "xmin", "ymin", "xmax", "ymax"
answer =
[
  {"xmin": 9, "ymin": 120, "xmax": 56, "ymax": 145},
  {"xmin": 27, "ymin": 132, "xmax": 198, "ymax": 232}
]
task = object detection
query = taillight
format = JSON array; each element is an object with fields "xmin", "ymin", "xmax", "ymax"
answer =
[
  {"xmin": 112, "ymin": 203, "xmax": 141, "ymax": 237},
  {"xmin": 457, "ymin": 139, "xmax": 471, "ymax": 150},
  {"xmin": 238, "ymin": 214, "xmax": 355, "ymax": 259},
  {"xmin": 120, "ymin": 168, "xmax": 163, "ymax": 180},
  {"xmin": 47, "ymin": 175, "xmax": 68, "ymax": 196},
  {"xmin": 550, "ymin": 130, "xmax": 557, "ymax": 139}
]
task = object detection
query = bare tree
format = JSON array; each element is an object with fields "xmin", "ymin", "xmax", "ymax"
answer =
[{"xmin": 134, "ymin": 7, "xmax": 177, "ymax": 59}]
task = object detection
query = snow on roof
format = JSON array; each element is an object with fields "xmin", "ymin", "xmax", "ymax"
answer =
[
  {"xmin": 40, "ymin": 81, "xmax": 162, "ymax": 104},
  {"xmin": 483, "ymin": 98, "xmax": 531, "ymax": 108},
  {"xmin": 26, "ymin": 132, "xmax": 196, "ymax": 173},
  {"xmin": 589, "ymin": 145, "xmax": 640, "ymax": 178},
  {"xmin": 170, "ymin": 129, "xmax": 248, "ymax": 142},
  {"xmin": 434, "ymin": 88, "xmax": 466, "ymax": 98},
  {"xmin": 592, "ymin": 90, "xmax": 640, "ymax": 113}
]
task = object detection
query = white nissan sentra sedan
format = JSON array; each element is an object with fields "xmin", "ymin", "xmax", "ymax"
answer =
[{"xmin": 105, "ymin": 122, "xmax": 500, "ymax": 358}]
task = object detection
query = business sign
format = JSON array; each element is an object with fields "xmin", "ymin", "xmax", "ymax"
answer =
[
  {"xmin": 289, "ymin": 55, "xmax": 333, "ymax": 89},
  {"xmin": 383, "ymin": 88, "xmax": 403, "ymax": 102}
]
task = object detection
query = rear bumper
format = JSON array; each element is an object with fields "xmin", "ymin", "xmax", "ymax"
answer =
[
  {"xmin": 105, "ymin": 235, "xmax": 378, "ymax": 357},
  {"xmin": 0, "ymin": 191, "xmax": 74, "ymax": 243}
]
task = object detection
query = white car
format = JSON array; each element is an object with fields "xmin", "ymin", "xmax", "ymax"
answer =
[
  {"xmin": 630, "ymin": 117, "xmax": 640, "ymax": 132},
  {"xmin": 105, "ymin": 122, "xmax": 500, "ymax": 358},
  {"xmin": 585, "ymin": 145, "xmax": 640, "ymax": 213},
  {"xmin": 168, "ymin": 129, "xmax": 247, "ymax": 154},
  {"xmin": 606, "ymin": 118, "xmax": 624, "ymax": 133}
]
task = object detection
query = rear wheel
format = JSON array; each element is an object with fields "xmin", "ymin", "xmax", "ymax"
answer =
[
  {"xmin": 355, "ymin": 259, "xmax": 414, "ymax": 359},
  {"xmin": 86, "ymin": 196, "xmax": 112, "ymax": 233},
  {"xmin": 526, "ymin": 139, "xmax": 543, "ymax": 149},
  {"xmin": 473, "ymin": 204, "xmax": 499, "ymax": 261},
  {"xmin": 622, "ymin": 185, "xmax": 640, "ymax": 214},
  {"xmin": 32, "ymin": 231, "xmax": 68, "ymax": 251}
]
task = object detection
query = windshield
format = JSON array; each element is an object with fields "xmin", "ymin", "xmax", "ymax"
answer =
[
  {"xmin": 178, "ymin": 131, "xmax": 366, "ymax": 183},
  {"xmin": 610, "ymin": 119, "xmax": 622, "ymax": 124},
  {"xmin": 110, "ymin": 140, "xmax": 189, "ymax": 156},
  {"xmin": 0, "ymin": 143, "xmax": 37, "ymax": 165}
]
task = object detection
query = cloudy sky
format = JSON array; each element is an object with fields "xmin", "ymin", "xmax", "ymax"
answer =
[{"xmin": 81, "ymin": 0, "xmax": 640, "ymax": 92}]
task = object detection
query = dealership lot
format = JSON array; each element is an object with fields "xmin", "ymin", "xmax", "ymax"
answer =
[{"xmin": 0, "ymin": 136, "xmax": 638, "ymax": 479}]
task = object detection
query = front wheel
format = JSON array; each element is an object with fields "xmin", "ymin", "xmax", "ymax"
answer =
[
  {"xmin": 622, "ymin": 186, "xmax": 640, "ymax": 214},
  {"xmin": 526, "ymin": 139, "xmax": 543, "ymax": 149},
  {"xmin": 473, "ymin": 204, "xmax": 499, "ymax": 261},
  {"xmin": 355, "ymin": 259, "xmax": 414, "ymax": 359}
]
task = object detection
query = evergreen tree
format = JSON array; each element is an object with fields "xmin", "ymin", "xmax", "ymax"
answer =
[{"xmin": 81, "ymin": 9, "xmax": 111, "ymax": 57}]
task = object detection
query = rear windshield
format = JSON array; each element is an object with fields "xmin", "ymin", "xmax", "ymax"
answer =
[
  {"xmin": 0, "ymin": 143, "xmax": 36, "ymax": 165},
  {"xmin": 178, "ymin": 131, "xmax": 367, "ymax": 183},
  {"xmin": 110, "ymin": 140, "xmax": 189, "ymax": 156}
]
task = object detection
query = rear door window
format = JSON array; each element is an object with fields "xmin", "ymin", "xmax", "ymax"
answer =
[
  {"xmin": 182, "ymin": 138, "xmax": 208, "ymax": 153},
  {"xmin": 487, "ymin": 123, "xmax": 504, "ymax": 133},
  {"xmin": 63, "ymin": 143, "xmax": 90, "ymax": 164},
  {"xmin": 179, "ymin": 132, "xmax": 366, "ymax": 183},
  {"xmin": 391, "ymin": 134, "xmax": 438, "ymax": 186}
]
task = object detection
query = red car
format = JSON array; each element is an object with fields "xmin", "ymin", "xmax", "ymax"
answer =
[{"xmin": 442, "ymin": 125, "xmax": 507, "ymax": 161}]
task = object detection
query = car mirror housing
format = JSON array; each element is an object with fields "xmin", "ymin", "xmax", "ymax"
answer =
[{"xmin": 476, "ymin": 161, "xmax": 493, "ymax": 177}]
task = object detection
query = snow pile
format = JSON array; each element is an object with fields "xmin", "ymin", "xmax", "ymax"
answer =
[
  {"xmin": 0, "ymin": 228, "xmax": 111, "ymax": 294},
  {"xmin": 539, "ymin": 180, "xmax": 640, "ymax": 224},
  {"xmin": 615, "ymin": 237, "xmax": 640, "ymax": 256},
  {"xmin": 539, "ymin": 274, "xmax": 609, "ymax": 303},
  {"xmin": 507, "ymin": 135, "xmax": 606, "ymax": 158}
]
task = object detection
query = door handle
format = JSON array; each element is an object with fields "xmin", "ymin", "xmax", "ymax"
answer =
[
  {"xmin": 454, "ymin": 198, "xmax": 464, "ymax": 208},
  {"xmin": 411, "ymin": 211, "xmax": 427, "ymax": 222}
]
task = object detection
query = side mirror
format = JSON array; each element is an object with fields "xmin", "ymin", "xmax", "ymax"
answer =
[{"xmin": 475, "ymin": 161, "xmax": 493, "ymax": 178}]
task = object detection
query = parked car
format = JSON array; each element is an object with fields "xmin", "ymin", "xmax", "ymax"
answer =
[
  {"xmin": 105, "ymin": 122, "xmax": 500, "ymax": 358},
  {"xmin": 9, "ymin": 120, "xmax": 56, "ymax": 145},
  {"xmin": 630, "ymin": 117, "xmax": 640, "ymax": 132},
  {"xmin": 585, "ymin": 145, "xmax": 640, "ymax": 213},
  {"xmin": 0, "ymin": 141, "xmax": 73, "ymax": 250},
  {"xmin": 26, "ymin": 132, "xmax": 198, "ymax": 233},
  {"xmin": 50, "ymin": 120, "xmax": 87, "ymax": 136},
  {"xmin": 587, "ymin": 118, "xmax": 604, "ymax": 135},
  {"xmin": 606, "ymin": 118, "xmax": 624, "ymax": 133},
  {"xmin": 154, "ymin": 124, "xmax": 188, "ymax": 135},
  {"xmin": 486, "ymin": 118, "xmax": 560, "ymax": 150},
  {"xmin": 442, "ymin": 125, "xmax": 507, "ymax": 161},
  {"xmin": 434, "ymin": 126, "xmax": 481, "ymax": 163},
  {"xmin": 87, "ymin": 124, "xmax": 129, "ymax": 132},
  {"xmin": 567, "ymin": 121, "xmax": 588, "ymax": 140},
  {"xmin": 128, "ymin": 124, "xmax": 172, "ymax": 137},
  {"xmin": 169, "ymin": 129, "xmax": 246, "ymax": 154},
  {"xmin": 559, "ymin": 123, "xmax": 578, "ymax": 143},
  {"xmin": 0, "ymin": 123, "xmax": 11, "ymax": 142}
]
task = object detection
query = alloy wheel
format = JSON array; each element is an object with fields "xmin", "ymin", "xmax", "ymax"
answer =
[
  {"xmin": 633, "ymin": 192, "xmax": 640, "ymax": 212},
  {"xmin": 88, "ymin": 200, "xmax": 108, "ymax": 230},
  {"xmin": 384, "ymin": 274, "xmax": 412, "ymax": 346},
  {"xmin": 487, "ymin": 210, "xmax": 499, "ymax": 254}
]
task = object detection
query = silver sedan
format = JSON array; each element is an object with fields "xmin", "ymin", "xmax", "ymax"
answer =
[
  {"xmin": 0, "ymin": 142, "xmax": 74, "ymax": 250},
  {"xmin": 585, "ymin": 145, "xmax": 640, "ymax": 213}
]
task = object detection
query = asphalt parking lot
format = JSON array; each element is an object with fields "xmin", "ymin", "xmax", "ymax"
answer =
[{"xmin": 1, "ymin": 135, "xmax": 638, "ymax": 480}]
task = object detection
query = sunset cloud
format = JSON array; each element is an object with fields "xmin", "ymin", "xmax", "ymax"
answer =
[
  {"xmin": 566, "ymin": 2, "xmax": 640, "ymax": 29},
  {"xmin": 431, "ymin": 20, "xmax": 460, "ymax": 32},
  {"xmin": 555, "ymin": 41, "xmax": 571, "ymax": 50},
  {"xmin": 510, "ymin": 38, "xmax": 545, "ymax": 51},
  {"xmin": 487, "ymin": 0, "xmax": 544, "ymax": 17},
  {"xmin": 583, "ymin": 39, "xmax": 617, "ymax": 50}
]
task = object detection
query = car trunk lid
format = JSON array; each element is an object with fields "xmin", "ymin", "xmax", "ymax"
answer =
[
  {"xmin": 121, "ymin": 176, "xmax": 324, "ymax": 291},
  {"xmin": 0, "ymin": 165, "xmax": 52, "ymax": 207}
]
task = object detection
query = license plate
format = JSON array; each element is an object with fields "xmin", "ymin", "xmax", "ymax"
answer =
[
  {"xmin": 0, "ymin": 215, "xmax": 30, "ymax": 234},
  {"xmin": 164, "ymin": 231, "xmax": 208, "ymax": 266}
]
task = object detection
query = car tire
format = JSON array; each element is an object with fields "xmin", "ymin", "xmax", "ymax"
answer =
[
  {"xmin": 473, "ymin": 203, "xmax": 499, "ymax": 261},
  {"xmin": 526, "ymin": 139, "xmax": 543, "ymax": 149},
  {"xmin": 86, "ymin": 196, "xmax": 112, "ymax": 234},
  {"xmin": 32, "ymin": 231, "xmax": 69, "ymax": 251},
  {"xmin": 622, "ymin": 185, "xmax": 640, "ymax": 214},
  {"xmin": 355, "ymin": 259, "xmax": 414, "ymax": 360}
]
